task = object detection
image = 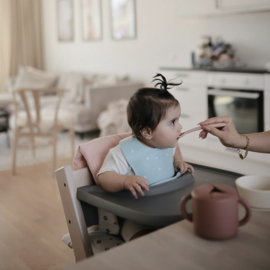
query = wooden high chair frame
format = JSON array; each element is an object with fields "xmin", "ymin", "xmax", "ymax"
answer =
[
  {"xmin": 55, "ymin": 133, "xmax": 132, "ymax": 262},
  {"xmin": 55, "ymin": 165, "xmax": 95, "ymax": 262},
  {"xmin": 11, "ymin": 88, "xmax": 75, "ymax": 174}
]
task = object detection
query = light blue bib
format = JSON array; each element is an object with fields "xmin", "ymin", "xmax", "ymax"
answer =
[{"xmin": 119, "ymin": 136, "xmax": 181, "ymax": 186}]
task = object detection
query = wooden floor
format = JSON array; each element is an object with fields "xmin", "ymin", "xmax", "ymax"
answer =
[{"xmin": 0, "ymin": 158, "xmax": 75, "ymax": 270}]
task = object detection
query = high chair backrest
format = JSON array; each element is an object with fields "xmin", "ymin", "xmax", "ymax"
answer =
[{"xmin": 55, "ymin": 133, "xmax": 131, "ymax": 262}]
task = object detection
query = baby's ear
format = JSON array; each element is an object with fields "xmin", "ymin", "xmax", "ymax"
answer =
[{"xmin": 140, "ymin": 127, "xmax": 153, "ymax": 139}]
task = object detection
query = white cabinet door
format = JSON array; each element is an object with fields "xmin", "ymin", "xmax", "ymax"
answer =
[
  {"xmin": 160, "ymin": 70, "xmax": 207, "ymax": 85},
  {"xmin": 170, "ymin": 85, "xmax": 207, "ymax": 120},
  {"xmin": 161, "ymin": 69, "xmax": 208, "ymax": 148},
  {"xmin": 263, "ymin": 74, "xmax": 270, "ymax": 131},
  {"xmin": 169, "ymin": 85, "xmax": 207, "ymax": 148},
  {"xmin": 176, "ymin": 0, "xmax": 217, "ymax": 17},
  {"xmin": 217, "ymin": 0, "xmax": 270, "ymax": 10},
  {"xmin": 207, "ymin": 72, "xmax": 264, "ymax": 90},
  {"xmin": 265, "ymin": 96, "xmax": 270, "ymax": 131},
  {"xmin": 176, "ymin": 0, "xmax": 270, "ymax": 17}
]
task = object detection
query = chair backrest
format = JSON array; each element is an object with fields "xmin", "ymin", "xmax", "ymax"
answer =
[
  {"xmin": 55, "ymin": 133, "xmax": 131, "ymax": 262},
  {"xmin": 12, "ymin": 88, "xmax": 65, "ymax": 132}
]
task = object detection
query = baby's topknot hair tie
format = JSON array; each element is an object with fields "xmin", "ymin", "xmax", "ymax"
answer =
[{"xmin": 152, "ymin": 73, "xmax": 183, "ymax": 90}]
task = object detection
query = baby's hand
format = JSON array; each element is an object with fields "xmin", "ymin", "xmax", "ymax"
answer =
[
  {"xmin": 124, "ymin": 175, "xmax": 149, "ymax": 199},
  {"xmin": 174, "ymin": 161, "xmax": 194, "ymax": 175}
]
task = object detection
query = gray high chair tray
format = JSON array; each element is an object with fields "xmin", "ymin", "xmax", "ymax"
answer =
[{"xmin": 77, "ymin": 164, "xmax": 241, "ymax": 227}]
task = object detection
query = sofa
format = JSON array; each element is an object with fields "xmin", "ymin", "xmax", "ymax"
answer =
[{"xmin": 6, "ymin": 66, "xmax": 144, "ymax": 136}]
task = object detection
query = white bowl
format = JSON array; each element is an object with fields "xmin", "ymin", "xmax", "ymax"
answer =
[{"xmin": 236, "ymin": 175, "xmax": 270, "ymax": 209}]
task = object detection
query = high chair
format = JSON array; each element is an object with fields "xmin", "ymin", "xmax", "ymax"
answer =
[
  {"xmin": 55, "ymin": 132, "xmax": 196, "ymax": 262},
  {"xmin": 55, "ymin": 133, "xmax": 131, "ymax": 262}
]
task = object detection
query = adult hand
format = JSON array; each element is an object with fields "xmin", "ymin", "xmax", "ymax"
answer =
[
  {"xmin": 124, "ymin": 175, "xmax": 149, "ymax": 199},
  {"xmin": 199, "ymin": 115, "xmax": 245, "ymax": 149}
]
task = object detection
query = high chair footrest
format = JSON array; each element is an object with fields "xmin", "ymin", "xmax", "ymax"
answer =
[
  {"xmin": 62, "ymin": 229, "xmax": 124, "ymax": 254},
  {"xmin": 89, "ymin": 231, "xmax": 124, "ymax": 254}
]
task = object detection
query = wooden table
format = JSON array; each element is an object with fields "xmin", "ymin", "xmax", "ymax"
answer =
[{"xmin": 65, "ymin": 208, "xmax": 270, "ymax": 270}]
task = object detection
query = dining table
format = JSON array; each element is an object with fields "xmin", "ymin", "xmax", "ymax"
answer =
[{"xmin": 64, "ymin": 206, "xmax": 270, "ymax": 270}]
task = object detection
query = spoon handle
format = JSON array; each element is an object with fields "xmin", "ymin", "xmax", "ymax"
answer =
[{"xmin": 179, "ymin": 123, "xmax": 226, "ymax": 138}]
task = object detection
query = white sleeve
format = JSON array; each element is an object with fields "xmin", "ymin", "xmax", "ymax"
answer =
[{"xmin": 97, "ymin": 145, "xmax": 133, "ymax": 176}]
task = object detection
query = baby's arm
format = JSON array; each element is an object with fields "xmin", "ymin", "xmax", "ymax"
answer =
[
  {"xmin": 98, "ymin": 172, "xmax": 149, "ymax": 199},
  {"xmin": 173, "ymin": 145, "xmax": 194, "ymax": 175}
]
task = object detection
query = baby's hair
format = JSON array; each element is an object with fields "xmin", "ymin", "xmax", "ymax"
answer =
[
  {"xmin": 127, "ymin": 73, "xmax": 182, "ymax": 138},
  {"xmin": 152, "ymin": 73, "xmax": 183, "ymax": 90}
]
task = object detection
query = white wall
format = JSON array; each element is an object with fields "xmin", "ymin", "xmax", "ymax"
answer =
[{"xmin": 42, "ymin": 0, "xmax": 270, "ymax": 83}]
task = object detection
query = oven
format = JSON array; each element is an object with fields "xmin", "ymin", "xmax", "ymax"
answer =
[{"xmin": 208, "ymin": 87, "xmax": 264, "ymax": 134}]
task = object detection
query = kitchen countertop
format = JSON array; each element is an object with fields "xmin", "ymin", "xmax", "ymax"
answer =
[{"xmin": 160, "ymin": 66, "xmax": 270, "ymax": 74}]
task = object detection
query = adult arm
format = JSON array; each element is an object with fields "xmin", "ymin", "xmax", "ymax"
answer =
[{"xmin": 199, "ymin": 116, "xmax": 270, "ymax": 153}]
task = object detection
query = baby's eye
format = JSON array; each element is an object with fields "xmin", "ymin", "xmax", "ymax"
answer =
[{"xmin": 170, "ymin": 120, "xmax": 175, "ymax": 126}]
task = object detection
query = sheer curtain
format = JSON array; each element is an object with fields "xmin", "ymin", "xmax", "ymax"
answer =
[
  {"xmin": 0, "ymin": 0, "xmax": 43, "ymax": 93},
  {"xmin": 0, "ymin": 0, "xmax": 12, "ymax": 93}
]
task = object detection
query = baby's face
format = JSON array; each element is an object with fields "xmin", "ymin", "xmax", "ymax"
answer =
[{"xmin": 151, "ymin": 104, "xmax": 182, "ymax": 148}]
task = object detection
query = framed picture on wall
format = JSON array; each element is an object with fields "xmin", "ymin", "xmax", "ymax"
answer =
[
  {"xmin": 57, "ymin": 0, "xmax": 74, "ymax": 41},
  {"xmin": 110, "ymin": 0, "xmax": 136, "ymax": 40},
  {"xmin": 81, "ymin": 0, "xmax": 102, "ymax": 40}
]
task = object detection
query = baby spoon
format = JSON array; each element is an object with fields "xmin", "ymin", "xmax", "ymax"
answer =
[{"xmin": 179, "ymin": 123, "xmax": 226, "ymax": 138}]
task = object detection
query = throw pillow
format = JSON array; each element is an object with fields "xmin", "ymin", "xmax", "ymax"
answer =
[
  {"xmin": 92, "ymin": 74, "xmax": 118, "ymax": 87},
  {"xmin": 57, "ymin": 73, "xmax": 85, "ymax": 104},
  {"xmin": 13, "ymin": 66, "xmax": 57, "ymax": 90}
]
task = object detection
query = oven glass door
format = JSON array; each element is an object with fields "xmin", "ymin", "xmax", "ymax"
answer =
[{"xmin": 208, "ymin": 88, "xmax": 264, "ymax": 134}]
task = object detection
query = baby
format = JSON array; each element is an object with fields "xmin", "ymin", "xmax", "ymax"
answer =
[{"xmin": 97, "ymin": 74, "xmax": 194, "ymax": 241}]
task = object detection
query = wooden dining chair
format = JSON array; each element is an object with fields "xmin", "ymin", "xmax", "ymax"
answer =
[{"xmin": 10, "ymin": 88, "xmax": 75, "ymax": 174}]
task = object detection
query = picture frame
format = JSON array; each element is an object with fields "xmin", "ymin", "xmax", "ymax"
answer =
[
  {"xmin": 110, "ymin": 0, "xmax": 136, "ymax": 40},
  {"xmin": 57, "ymin": 0, "xmax": 74, "ymax": 41},
  {"xmin": 81, "ymin": 0, "xmax": 102, "ymax": 41}
]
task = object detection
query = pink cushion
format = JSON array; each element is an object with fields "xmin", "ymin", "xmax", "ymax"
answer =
[{"xmin": 73, "ymin": 133, "xmax": 132, "ymax": 184}]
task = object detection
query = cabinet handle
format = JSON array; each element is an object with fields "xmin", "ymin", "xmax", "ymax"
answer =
[
  {"xmin": 208, "ymin": 89, "xmax": 260, "ymax": 99},
  {"xmin": 220, "ymin": 78, "xmax": 226, "ymax": 84},
  {"xmin": 175, "ymin": 73, "xmax": 189, "ymax": 78},
  {"xmin": 181, "ymin": 114, "xmax": 190, "ymax": 118},
  {"xmin": 175, "ymin": 87, "xmax": 189, "ymax": 91}
]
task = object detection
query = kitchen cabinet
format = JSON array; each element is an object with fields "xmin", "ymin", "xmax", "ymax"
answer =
[
  {"xmin": 217, "ymin": 0, "xmax": 270, "ymax": 11},
  {"xmin": 207, "ymin": 72, "xmax": 264, "ymax": 90},
  {"xmin": 176, "ymin": 0, "xmax": 270, "ymax": 17},
  {"xmin": 264, "ymin": 74, "xmax": 270, "ymax": 131},
  {"xmin": 160, "ymin": 70, "xmax": 207, "ymax": 148}
]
